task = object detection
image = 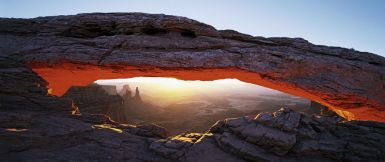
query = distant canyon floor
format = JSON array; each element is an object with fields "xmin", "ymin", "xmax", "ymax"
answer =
[{"xmin": 63, "ymin": 82, "xmax": 319, "ymax": 134}]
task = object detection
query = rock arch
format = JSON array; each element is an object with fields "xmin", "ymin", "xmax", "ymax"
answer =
[{"xmin": 1, "ymin": 13, "xmax": 385, "ymax": 122}]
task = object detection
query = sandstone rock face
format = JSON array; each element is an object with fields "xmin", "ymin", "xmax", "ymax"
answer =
[
  {"xmin": 63, "ymin": 83, "xmax": 129, "ymax": 123},
  {"xmin": 63, "ymin": 83, "xmax": 160, "ymax": 124},
  {"xmin": 0, "ymin": 56, "xmax": 76, "ymax": 114},
  {"xmin": 204, "ymin": 108, "xmax": 385, "ymax": 161},
  {"xmin": 1, "ymin": 13, "xmax": 385, "ymax": 161},
  {"xmin": 1, "ymin": 13, "xmax": 384, "ymax": 121},
  {"xmin": 63, "ymin": 84, "xmax": 123, "ymax": 114},
  {"xmin": 0, "ymin": 56, "xmax": 167, "ymax": 161},
  {"xmin": 0, "ymin": 56, "xmax": 385, "ymax": 161}
]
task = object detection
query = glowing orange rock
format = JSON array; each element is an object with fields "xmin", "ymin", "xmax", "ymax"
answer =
[{"xmin": 29, "ymin": 62, "xmax": 385, "ymax": 122}]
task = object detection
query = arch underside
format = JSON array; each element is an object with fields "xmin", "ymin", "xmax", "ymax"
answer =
[{"xmin": 29, "ymin": 62, "xmax": 385, "ymax": 122}]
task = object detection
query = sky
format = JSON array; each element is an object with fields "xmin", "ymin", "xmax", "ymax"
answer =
[
  {"xmin": 95, "ymin": 77, "xmax": 275, "ymax": 96},
  {"xmin": 1, "ymin": 0, "xmax": 384, "ymax": 57}
]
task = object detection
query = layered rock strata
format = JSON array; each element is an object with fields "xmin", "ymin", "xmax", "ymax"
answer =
[
  {"xmin": 1, "ymin": 13, "xmax": 384, "ymax": 121},
  {"xmin": 1, "ymin": 13, "xmax": 385, "ymax": 161},
  {"xmin": 0, "ymin": 56, "xmax": 384, "ymax": 161}
]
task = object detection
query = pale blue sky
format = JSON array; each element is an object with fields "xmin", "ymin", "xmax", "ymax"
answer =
[{"xmin": 1, "ymin": 0, "xmax": 384, "ymax": 57}]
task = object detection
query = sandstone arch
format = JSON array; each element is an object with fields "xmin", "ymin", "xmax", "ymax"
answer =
[{"xmin": 1, "ymin": 13, "xmax": 385, "ymax": 122}]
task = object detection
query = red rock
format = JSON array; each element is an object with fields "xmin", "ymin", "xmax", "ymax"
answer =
[
  {"xmin": 1, "ymin": 13, "xmax": 383, "ymax": 121},
  {"xmin": 0, "ymin": 55, "xmax": 385, "ymax": 161}
]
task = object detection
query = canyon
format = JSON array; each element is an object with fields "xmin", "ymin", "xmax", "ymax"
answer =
[
  {"xmin": 62, "ymin": 82, "xmax": 318, "ymax": 134},
  {"xmin": 0, "ymin": 13, "xmax": 385, "ymax": 161},
  {"xmin": 63, "ymin": 83, "xmax": 156, "ymax": 124}
]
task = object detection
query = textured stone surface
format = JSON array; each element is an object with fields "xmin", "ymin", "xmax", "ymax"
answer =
[
  {"xmin": 1, "ymin": 13, "xmax": 385, "ymax": 161},
  {"xmin": 0, "ymin": 57, "xmax": 384, "ymax": 161},
  {"xmin": 206, "ymin": 108, "xmax": 385, "ymax": 161},
  {"xmin": 63, "ymin": 83, "xmax": 161, "ymax": 124},
  {"xmin": 1, "ymin": 13, "xmax": 384, "ymax": 121},
  {"xmin": 0, "ymin": 56, "xmax": 168, "ymax": 161},
  {"xmin": 63, "ymin": 83, "xmax": 125, "ymax": 121}
]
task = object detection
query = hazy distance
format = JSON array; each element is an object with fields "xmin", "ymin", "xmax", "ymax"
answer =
[{"xmin": 95, "ymin": 77, "xmax": 308, "ymax": 107}]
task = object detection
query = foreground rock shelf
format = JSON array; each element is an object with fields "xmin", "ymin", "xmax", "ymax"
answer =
[{"xmin": 0, "ymin": 13, "xmax": 385, "ymax": 161}]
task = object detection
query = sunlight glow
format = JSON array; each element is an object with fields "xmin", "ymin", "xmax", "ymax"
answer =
[
  {"xmin": 95, "ymin": 77, "xmax": 259, "ymax": 96},
  {"xmin": 5, "ymin": 128, "xmax": 28, "ymax": 132},
  {"xmin": 94, "ymin": 77, "xmax": 293, "ymax": 106},
  {"xmin": 92, "ymin": 124, "xmax": 123, "ymax": 133},
  {"xmin": 125, "ymin": 77, "xmax": 188, "ymax": 89}
]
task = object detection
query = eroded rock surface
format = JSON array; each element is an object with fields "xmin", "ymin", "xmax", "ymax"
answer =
[
  {"xmin": 63, "ymin": 83, "xmax": 126, "ymax": 122},
  {"xmin": 1, "ymin": 56, "xmax": 385, "ymax": 161},
  {"xmin": 1, "ymin": 13, "xmax": 385, "ymax": 161},
  {"xmin": 118, "ymin": 108, "xmax": 385, "ymax": 162},
  {"xmin": 63, "ymin": 83, "xmax": 161, "ymax": 125},
  {"xmin": 206, "ymin": 108, "xmax": 385, "ymax": 161},
  {"xmin": 0, "ymin": 56, "xmax": 170, "ymax": 161},
  {"xmin": 1, "ymin": 13, "xmax": 385, "ymax": 121}
]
